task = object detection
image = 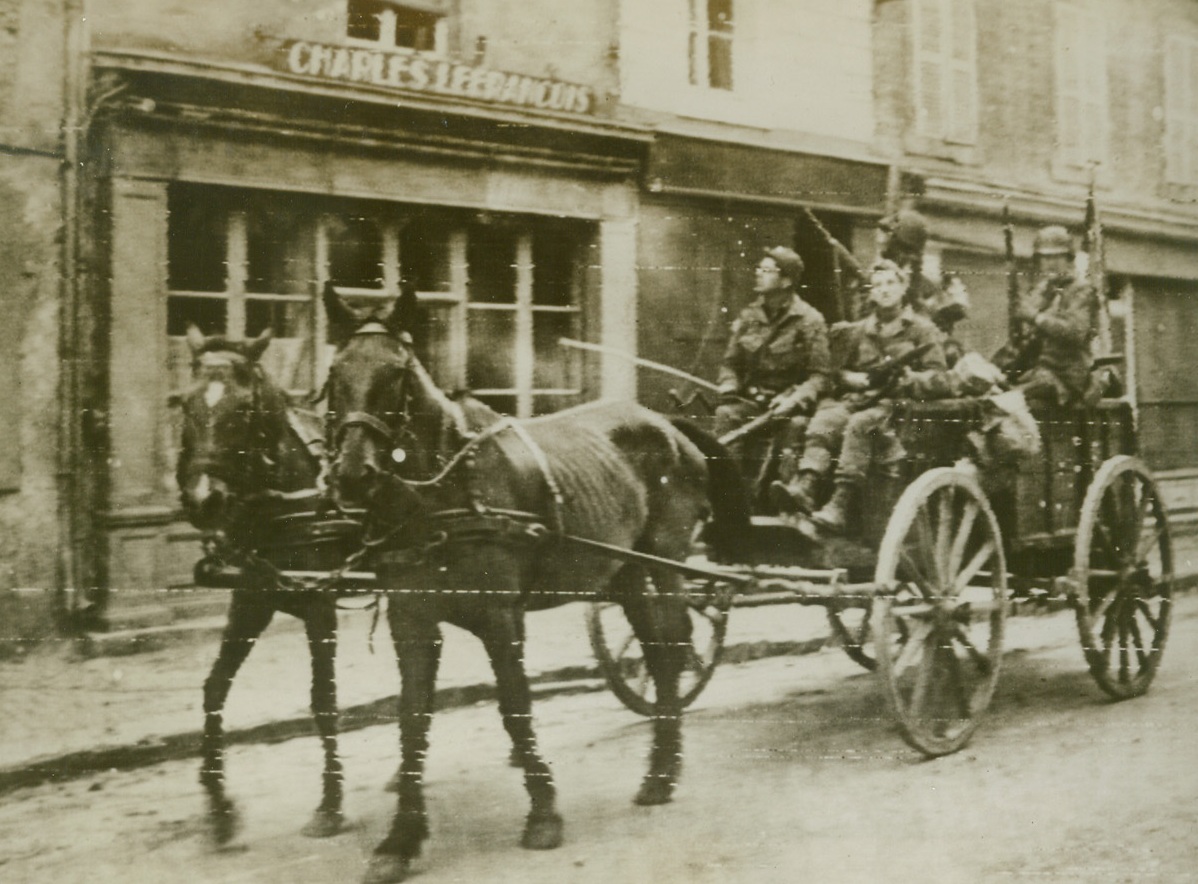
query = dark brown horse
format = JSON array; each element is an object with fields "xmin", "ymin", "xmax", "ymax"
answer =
[
  {"xmin": 322, "ymin": 287, "xmax": 748, "ymax": 884},
  {"xmin": 171, "ymin": 326, "xmax": 358, "ymax": 845}
]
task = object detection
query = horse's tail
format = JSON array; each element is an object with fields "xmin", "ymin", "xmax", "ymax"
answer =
[{"xmin": 670, "ymin": 419, "xmax": 752, "ymax": 562}]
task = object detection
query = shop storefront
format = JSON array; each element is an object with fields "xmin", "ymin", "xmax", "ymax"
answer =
[{"xmin": 85, "ymin": 49, "xmax": 649, "ymax": 619}]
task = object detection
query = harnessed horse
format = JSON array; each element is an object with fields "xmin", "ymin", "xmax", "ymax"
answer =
[
  {"xmin": 322, "ymin": 286, "xmax": 748, "ymax": 884},
  {"xmin": 171, "ymin": 326, "xmax": 357, "ymax": 845}
]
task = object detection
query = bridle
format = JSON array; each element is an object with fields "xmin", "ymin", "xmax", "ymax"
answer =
[{"xmin": 326, "ymin": 323, "xmax": 419, "ymax": 469}]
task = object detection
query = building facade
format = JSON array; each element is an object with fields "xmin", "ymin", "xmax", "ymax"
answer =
[{"xmin": 1, "ymin": 0, "xmax": 1197, "ymax": 639}]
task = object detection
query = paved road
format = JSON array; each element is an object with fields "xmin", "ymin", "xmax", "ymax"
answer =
[{"xmin": 2, "ymin": 598, "xmax": 1196, "ymax": 884}]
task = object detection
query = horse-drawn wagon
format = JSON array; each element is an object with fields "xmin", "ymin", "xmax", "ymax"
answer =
[
  {"xmin": 585, "ymin": 396, "xmax": 1172, "ymax": 756},
  {"xmin": 177, "ymin": 292, "xmax": 1172, "ymax": 881}
]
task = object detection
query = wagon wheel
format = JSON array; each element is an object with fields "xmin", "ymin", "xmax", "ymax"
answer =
[
  {"xmin": 1073, "ymin": 456, "xmax": 1173, "ymax": 700},
  {"xmin": 587, "ymin": 574, "xmax": 730, "ymax": 718},
  {"xmin": 872, "ymin": 468, "xmax": 1008, "ymax": 757}
]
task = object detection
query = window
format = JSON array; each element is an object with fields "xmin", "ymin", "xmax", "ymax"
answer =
[
  {"xmin": 167, "ymin": 187, "xmax": 591, "ymax": 424},
  {"xmin": 1055, "ymin": 2, "xmax": 1109, "ymax": 168},
  {"xmin": 689, "ymin": 0, "xmax": 734, "ymax": 91},
  {"xmin": 912, "ymin": 0, "xmax": 978, "ymax": 144},
  {"xmin": 1165, "ymin": 36, "xmax": 1198, "ymax": 186},
  {"xmin": 346, "ymin": 0, "xmax": 444, "ymax": 53}
]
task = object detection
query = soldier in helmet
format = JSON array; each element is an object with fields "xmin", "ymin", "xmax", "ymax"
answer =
[
  {"xmin": 1009, "ymin": 225, "xmax": 1101, "ymax": 407},
  {"xmin": 876, "ymin": 208, "xmax": 941, "ymax": 316},
  {"xmin": 715, "ymin": 246, "xmax": 831, "ymax": 504}
]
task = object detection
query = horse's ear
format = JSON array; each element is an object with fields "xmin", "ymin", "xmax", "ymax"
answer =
[
  {"xmin": 323, "ymin": 281, "xmax": 359, "ymax": 345},
  {"xmin": 245, "ymin": 327, "xmax": 272, "ymax": 362},
  {"xmin": 383, "ymin": 280, "xmax": 420, "ymax": 338},
  {"xmin": 186, "ymin": 324, "xmax": 207, "ymax": 355}
]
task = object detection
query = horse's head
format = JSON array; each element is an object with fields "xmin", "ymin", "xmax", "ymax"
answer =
[
  {"xmin": 170, "ymin": 326, "xmax": 289, "ymax": 531},
  {"xmin": 323, "ymin": 282, "xmax": 426, "ymax": 509}
]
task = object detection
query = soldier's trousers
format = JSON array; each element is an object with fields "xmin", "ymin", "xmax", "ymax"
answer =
[{"xmin": 797, "ymin": 399, "xmax": 905, "ymax": 483}]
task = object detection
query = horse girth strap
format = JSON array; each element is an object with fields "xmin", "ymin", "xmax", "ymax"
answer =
[{"xmin": 371, "ymin": 507, "xmax": 548, "ymax": 568}]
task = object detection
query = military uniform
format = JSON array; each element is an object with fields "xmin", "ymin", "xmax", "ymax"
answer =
[
  {"xmin": 1015, "ymin": 273, "xmax": 1100, "ymax": 406},
  {"xmin": 798, "ymin": 309, "xmax": 948, "ymax": 481},
  {"xmin": 714, "ymin": 293, "xmax": 831, "ymax": 434}
]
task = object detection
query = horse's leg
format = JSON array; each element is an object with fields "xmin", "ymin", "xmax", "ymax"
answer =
[
  {"xmin": 365, "ymin": 606, "xmax": 442, "ymax": 884},
  {"xmin": 201, "ymin": 591, "xmax": 275, "ymax": 846},
  {"xmin": 472, "ymin": 607, "xmax": 563, "ymax": 851},
  {"xmin": 618, "ymin": 565, "xmax": 691, "ymax": 806},
  {"xmin": 299, "ymin": 596, "xmax": 346, "ymax": 838}
]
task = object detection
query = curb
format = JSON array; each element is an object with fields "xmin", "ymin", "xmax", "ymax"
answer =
[{"xmin": 0, "ymin": 636, "xmax": 830, "ymax": 797}]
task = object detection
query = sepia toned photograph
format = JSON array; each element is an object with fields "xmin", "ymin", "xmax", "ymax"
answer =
[{"xmin": 0, "ymin": 1, "xmax": 1195, "ymax": 881}]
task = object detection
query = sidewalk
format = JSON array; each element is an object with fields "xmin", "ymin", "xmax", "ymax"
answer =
[{"xmin": 3, "ymin": 532, "xmax": 1195, "ymax": 794}]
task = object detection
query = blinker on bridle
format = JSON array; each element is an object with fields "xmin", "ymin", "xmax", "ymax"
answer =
[{"xmin": 329, "ymin": 323, "xmax": 416, "ymax": 467}]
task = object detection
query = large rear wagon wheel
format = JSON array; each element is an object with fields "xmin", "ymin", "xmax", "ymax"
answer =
[
  {"xmin": 1073, "ymin": 456, "xmax": 1173, "ymax": 699},
  {"xmin": 872, "ymin": 468, "xmax": 1008, "ymax": 757},
  {"xmin": 587, "ymin": 575, "xmax": 729, "ymax": 717}
]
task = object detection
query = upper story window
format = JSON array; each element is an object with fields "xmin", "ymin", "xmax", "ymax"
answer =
[
  {"xmin": 1055, "ymin": 1, "xmax": 1109, "ymax": 169},
  {"xmin": 689, "ymin": 0, "xmax": 734, "ymax": 91},
  {"xmin": 912, "ymin": 0, "xmax": 978, "ymax": 145},
  {"xmin": 1165, "ymin": 35, "xmax": 1198, "ymax": 186},
  {"xmin": 347, "ymin": 0, "xmax": 445, "ymax": 54}
]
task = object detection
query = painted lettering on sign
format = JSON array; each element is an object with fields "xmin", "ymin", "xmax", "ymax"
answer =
[{"xmin": 283, "ymin": 41, "xmax": 595, "ymax": 115}]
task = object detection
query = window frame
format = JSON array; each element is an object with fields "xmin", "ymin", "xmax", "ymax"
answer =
[
  {"xmin": 1165, "ymin": 34, "xmax": 1198, "ymax": 187},
  {"xmin": 345, "ymin": 0, "xmax": 448, "ymax": 55},
  {"xmin": 688, "ymin": 0, "xmax": 735, "ymax": 92},
  {"xmin": 1054, "ymin": 0, "xmax": 1110, "ymax": 171},
  {"xmin": 911, "ymin": 0, "xmax": 979, "ymax": 146}
]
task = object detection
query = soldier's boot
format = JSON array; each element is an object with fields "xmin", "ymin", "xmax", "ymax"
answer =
[
  {"xmin": 810, "ymin": 480, "xmax": 858, "ymax": 535},
  {"xmin": 768, "ymin": 472, "xmax": 820, "ymax": 515}
]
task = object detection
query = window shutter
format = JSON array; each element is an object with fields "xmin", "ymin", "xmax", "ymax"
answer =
[
  {"xmin": 1056, "ymin": 3, "xmax": 1084, "ymax": 164},
  {"xmin": 946, "ymin": 0, "xmax": 978, "ymax": 144},
  {"xmin": 914, "ymin": 0, "xmax": 945, "ymax": 138},
  {"xmin": 1164, "ymin": 37, "xmax": 1191, "ymax": 183}
]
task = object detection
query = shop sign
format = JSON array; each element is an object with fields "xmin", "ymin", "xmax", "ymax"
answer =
[{"xmin": 283, "ymin": 40, "xmax": 595, "ymax": 115}]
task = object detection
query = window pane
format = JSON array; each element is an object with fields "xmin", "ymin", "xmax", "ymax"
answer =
[
  {"xmin": 533, "ymin": 226, "xmax": 577, "ymax": 306},
  {"xmin": 247, "ymin": 205, "xmax": 310, "ymax": 295},
  {"xmin": 395, "ymin": 8, "xmax": 439, "ymax": 51},
  {"xmin": 708, "ymin": 35, "xmax": 733, "ymax": 90},
  {"xmin": 168, "ymin": 187, "xmax": 226, "ymax": 292},
  {"xmin": 347, "ymin": 0, "xmax": 383, "ymax": 41},
  {"xmin": 412, "ymin": 301, "xmax": 456, "ymax": 388},
  {"xmin": 167, "ymin": 296, "xmax": 227, "ymax": 336},
  {"xmin": 468, "ymin": 223, "xmax": 517, "ymax": 304},
  {"xmin": 328, "ymin": 215, "xmax": 384, "ymax": 289},
  {"xmin": 467, "ymin": 309, "xmax": 516, "ymax": 388},
  {"xmin": 246, "ymin": 298, "xmax": 311, "ymax": 339},
  {"xmin": 401, "ymin": 219, "xmax": 454, "ymax": 293},
  {"xmin": 533, "ymin": 312, "xmax": 580, "ymax": 389},
  {"xmin": 477, "ymin": 394, "xmax": 516, "ymax": 417}
]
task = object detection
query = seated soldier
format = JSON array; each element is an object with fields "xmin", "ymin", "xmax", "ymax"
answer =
[
  {"xmin": 1006, "ymin": 225, "xmax": 1102, "ymax": 408},
  {"xmin": 714, "ymin": 246, "xmax": 830, "ymax": 502},
  {"xmin": 770, "ymin": 260, "xmax": 951, "ymax": 532}
]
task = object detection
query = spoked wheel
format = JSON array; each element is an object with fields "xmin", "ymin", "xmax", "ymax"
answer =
[
  {"xmin": 587, "ymin": 575, "xmax": 730, "ymax": 717},
  {"xmin": 872, "ymin": 468, "xmax": 1008, "ymax": 757},
  {"xmin": 1073, "ymin": 456, "xmax": 1173, "ymax": 699}
]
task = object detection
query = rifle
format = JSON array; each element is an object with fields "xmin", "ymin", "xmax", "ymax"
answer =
[
  {"xmin": 718, "ymin": 409, "xmax": 786, "ymax": 447},
  {"xmin": 860, "ymin": 342, "xmax": 937, "ymax": 405},
  {"xmin": 995, "ymin": 199, "xmax": 1040, "ymax": 380}
]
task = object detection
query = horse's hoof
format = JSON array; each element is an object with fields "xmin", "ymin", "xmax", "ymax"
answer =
[
  {"xmin": 205, "ymin": 798, "xmax": 243, "ymax": 847},
  {"xmin": 521, "ymin": 812, "xmax": 564, "ymax": 851},
  {"xmin": 633, "ymin": 780, "xmax": 675, "ymax": 806},
  {"xmin": 301, "ymin": 809, "xmax": 347, "ymax": 838},
  {"xmin": 362, "ymin": 854, "xmax": 409, "ymax": 884},
  {"xmin": 384, "ymin": 769, "xmax": 401, "ymax": 793}
]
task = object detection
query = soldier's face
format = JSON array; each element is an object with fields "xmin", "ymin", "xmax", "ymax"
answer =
[
  {"xmin": 869, "ymin": 268, "xmax": 906, "ymax": 310},
  {"xmin": 754, "ymin": 257, "xmax": 788, "ymax": 294},
  {"xmin": 1035, "ymin": 254, "xmax": 1072, "ymax": 278}
]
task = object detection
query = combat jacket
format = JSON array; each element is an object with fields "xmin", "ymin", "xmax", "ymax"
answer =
[
  {"xmin": 1018, "ymin": 274, "xmax": 1098, "ymax": 401},
  {"xmin": 717, "ymin": 294, "xmax": 830, "ymax": 401},
  {"xmin": 830, "ymin": 308, "xmax": 950, "ymax": 401}
]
